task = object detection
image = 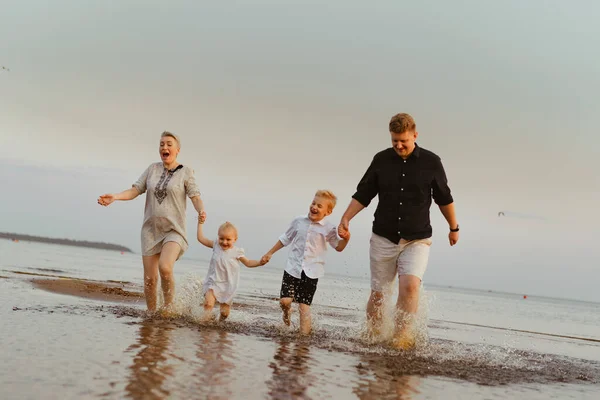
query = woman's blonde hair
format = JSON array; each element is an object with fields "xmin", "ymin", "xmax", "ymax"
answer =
[{"xmin": 161, "ymin": 131, "xmax": 181, "ymax": 148}]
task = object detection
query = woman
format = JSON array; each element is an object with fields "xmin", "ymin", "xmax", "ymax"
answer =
[{"xmin": 98, "ymin": 131, "xmax": 205, "ymax": 312}]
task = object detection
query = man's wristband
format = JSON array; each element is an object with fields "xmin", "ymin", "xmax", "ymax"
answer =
[{"xmin": 450, "ymin": 224, "xmax": 459, "ymax": 232}]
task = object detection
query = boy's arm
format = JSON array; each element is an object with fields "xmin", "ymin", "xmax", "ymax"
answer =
[
  {"xmin": 329, "ymin": 225, "xmax": 350, "ymax": 252},
  {"xmin": 261, "ymin": 218, "xmax": 296, "ymax": 264},
  {"xmin": 196, "ymin": 219, "xmax": 214, "ymax": 248},
  {"xmin": 261, "ymin": 241, "xmax": 284, "ymax": 264},
  {"xmin": 335, "ymin": 238, "xmax": 349, "ymax": 252},
  {"xmin": 238, "ymin": 256, "xmax": 264, "ymax": 268}
]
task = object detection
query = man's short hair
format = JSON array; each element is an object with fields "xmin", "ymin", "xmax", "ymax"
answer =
[{"xmin": 389, "ymin": 113, "xmax": 416, "ymax": 134}]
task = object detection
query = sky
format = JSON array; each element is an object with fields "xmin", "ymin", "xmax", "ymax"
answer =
[{"xmin": 1, "ymin": 0, "xmax": 599, "ymax": 301}]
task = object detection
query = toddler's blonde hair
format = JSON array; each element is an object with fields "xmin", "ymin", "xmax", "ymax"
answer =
[
  {"xmin": 218, "ymin": 221, "xmax": 238, "ymax": 238},
  {"xmin": 315, "ymin": 189, "xmax": 337, "ymax": 212}
]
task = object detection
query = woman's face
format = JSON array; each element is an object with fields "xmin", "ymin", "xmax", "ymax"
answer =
[{"xmin": 159, "ymin": 136, "xmax": 180, "ymax": 165}]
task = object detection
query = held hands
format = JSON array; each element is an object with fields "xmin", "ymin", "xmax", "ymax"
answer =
[
  {"xmin": 197, "ymin": 210, "xmax": 207, "ymax": 224},
  {"xmin": 260, "ymin": 253, "xmax": 272, "ymax": 265},
  {"xmin": 338, "ymin": 227, "xmax": 351, "ymax": 241},
  {"xmin": 97, "ymin": 194, "xmax": 115, "ymax": 207},
  {"xmin": 338, "ymin": 218, "xmax": 350, "ymax": 240}
]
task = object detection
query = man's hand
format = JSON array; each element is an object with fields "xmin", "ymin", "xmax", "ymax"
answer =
[{"xmin": 449, "ymin": 231, "xmax": 459, "ymax": 246}]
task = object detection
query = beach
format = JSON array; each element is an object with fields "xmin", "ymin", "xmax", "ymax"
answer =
[{"xmin": 1, "ymin": 239, "xmax": 599, "ymax": 399}]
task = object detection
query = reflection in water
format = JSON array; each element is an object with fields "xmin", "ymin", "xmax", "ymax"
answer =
[
  {"xmin": 353, "ymin": 355, "xmax": 421, "ymax": 400},
  {"xmin": 125, "ymin": 319, "xmax": 175, "ymax": 399},
  {"xmin": 266, "ymin": 339, "xmax": 313, "ymax": 399},
  {"xmin": 193, "ymin": 329, "xmax": 236, "ymax": 399}
]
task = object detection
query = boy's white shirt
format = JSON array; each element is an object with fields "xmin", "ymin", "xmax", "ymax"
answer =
[{"xmin": 278, "ymin": 214, "xmax": 341, "ymax": 279}]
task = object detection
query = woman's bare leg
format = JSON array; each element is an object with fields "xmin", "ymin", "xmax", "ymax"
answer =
[
  {"xmin": 142, "ymin": 255, "xmax": 160, "ymax": 312},
  {"xmin": 158, "ymin": 242, "xmax": 181, "ymax": 309}
]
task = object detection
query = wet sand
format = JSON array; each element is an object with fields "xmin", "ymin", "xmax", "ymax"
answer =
[
  {"xmin": 27, "ymin": 274, "xmax": 274, "ymax": 311},
  {"xmin": 30, "ymin": 276, "xmax": 144, "ymax": 303}
]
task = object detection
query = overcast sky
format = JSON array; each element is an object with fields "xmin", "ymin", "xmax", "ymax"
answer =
[{"xmin": 1, "ymin": 0, "xmax": 599, "ymax": 301}]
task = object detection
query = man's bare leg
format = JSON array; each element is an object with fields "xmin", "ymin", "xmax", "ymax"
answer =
[
  {"xmin": 366, "ymin": 290, "xmax": 385, "ymax": 336},
  {"xmin": 298, "ymin": 303, "xmax": 312, "ymax": 335},
  {"xmin": 219, "ymin": 303, "xmax": 231, "ymax": 321},
  {"xmin": 142, "ymin": 254, "xmax": 160, "ymax": 312},
  {"xmin": 391, "ymin": 274, "xmax": 421, "ymax": 349},
  {"xmin": 158, "ymin": 242, "xmax": 181, "ymax": 311},
  {"xmin": 280, "ymin": 297, "xmax": 293, "ymax": 326}
]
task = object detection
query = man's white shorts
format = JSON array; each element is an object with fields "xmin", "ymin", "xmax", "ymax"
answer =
[{"xmin": 369, "ymin": 232, "xmax": 432, "ymax": 291}]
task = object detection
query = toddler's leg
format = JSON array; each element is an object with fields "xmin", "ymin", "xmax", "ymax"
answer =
[
  {"xmin": 298, "ymin": 303, "xmax": 312, "ymax": 335},
  {"xmin": 202, "ymin": 290, "xmax": 216, "ymax": 321},
  {"xmin": 280, "ymin": 298, "xmax": 293, "ymax": 326},
  {"xmin": 219, "ymin": 303, "xmax": 230, "ymax": 321}
]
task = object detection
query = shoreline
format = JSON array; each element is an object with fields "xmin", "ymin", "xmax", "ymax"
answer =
[{"xmin": 1, "ymin": 232, "xmax": 133, "ymax": 253}]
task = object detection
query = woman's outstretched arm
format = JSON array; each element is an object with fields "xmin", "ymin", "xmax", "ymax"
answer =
[{"xmin": 97, "ymin": 188, "xmax": 140, "ymax": 206}]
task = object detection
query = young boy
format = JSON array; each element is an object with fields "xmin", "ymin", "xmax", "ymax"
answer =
[{"xmin": 261, "ymin": 190, "xmax": 350, "ymax": 335}]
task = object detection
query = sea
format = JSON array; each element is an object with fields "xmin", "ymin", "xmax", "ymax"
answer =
[{"xmin": 1, "ymin": 239, "xmax": 599, "ymax": 399}]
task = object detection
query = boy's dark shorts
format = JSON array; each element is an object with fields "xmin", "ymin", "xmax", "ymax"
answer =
[{"xmin": 280, "ymin": 270, "xmax": 318, "ymax": 305}]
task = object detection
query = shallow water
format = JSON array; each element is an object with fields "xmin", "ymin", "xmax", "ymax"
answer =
[{"xmin": 1, "ymin": 240, "xmax": 599, "ymax": 399}]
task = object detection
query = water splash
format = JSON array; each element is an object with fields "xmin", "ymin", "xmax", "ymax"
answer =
[
  {"xmin": 171, "ymin": 272, "xmax": 205, "ymax": 319},
  {"xmin": 353, "ymin": 281, "xmax": 431, "ymax": 350}
]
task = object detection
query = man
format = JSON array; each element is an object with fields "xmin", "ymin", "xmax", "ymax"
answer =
[{"xmin": 338, "ymin": 113, "xmax": 459, "ymax": 349}]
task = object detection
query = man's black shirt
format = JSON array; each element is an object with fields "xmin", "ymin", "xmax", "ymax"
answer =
[{"xmin": 352, "ymin": 144, "xmax": 453, "ymax": 244}]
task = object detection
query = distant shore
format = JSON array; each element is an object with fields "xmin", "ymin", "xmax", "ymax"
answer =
[{"xmin": 0, "ymin": 232, "xmax": 133, "ymax": 253}]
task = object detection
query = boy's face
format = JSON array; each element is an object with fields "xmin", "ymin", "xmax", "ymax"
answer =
[
  {"xmin": 218, "ymin": 228, "xmax": 237, "ymax": 250},
  {"xmin": 308, "ymin": 196, "xmax": 332, "ymax": 222}
]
